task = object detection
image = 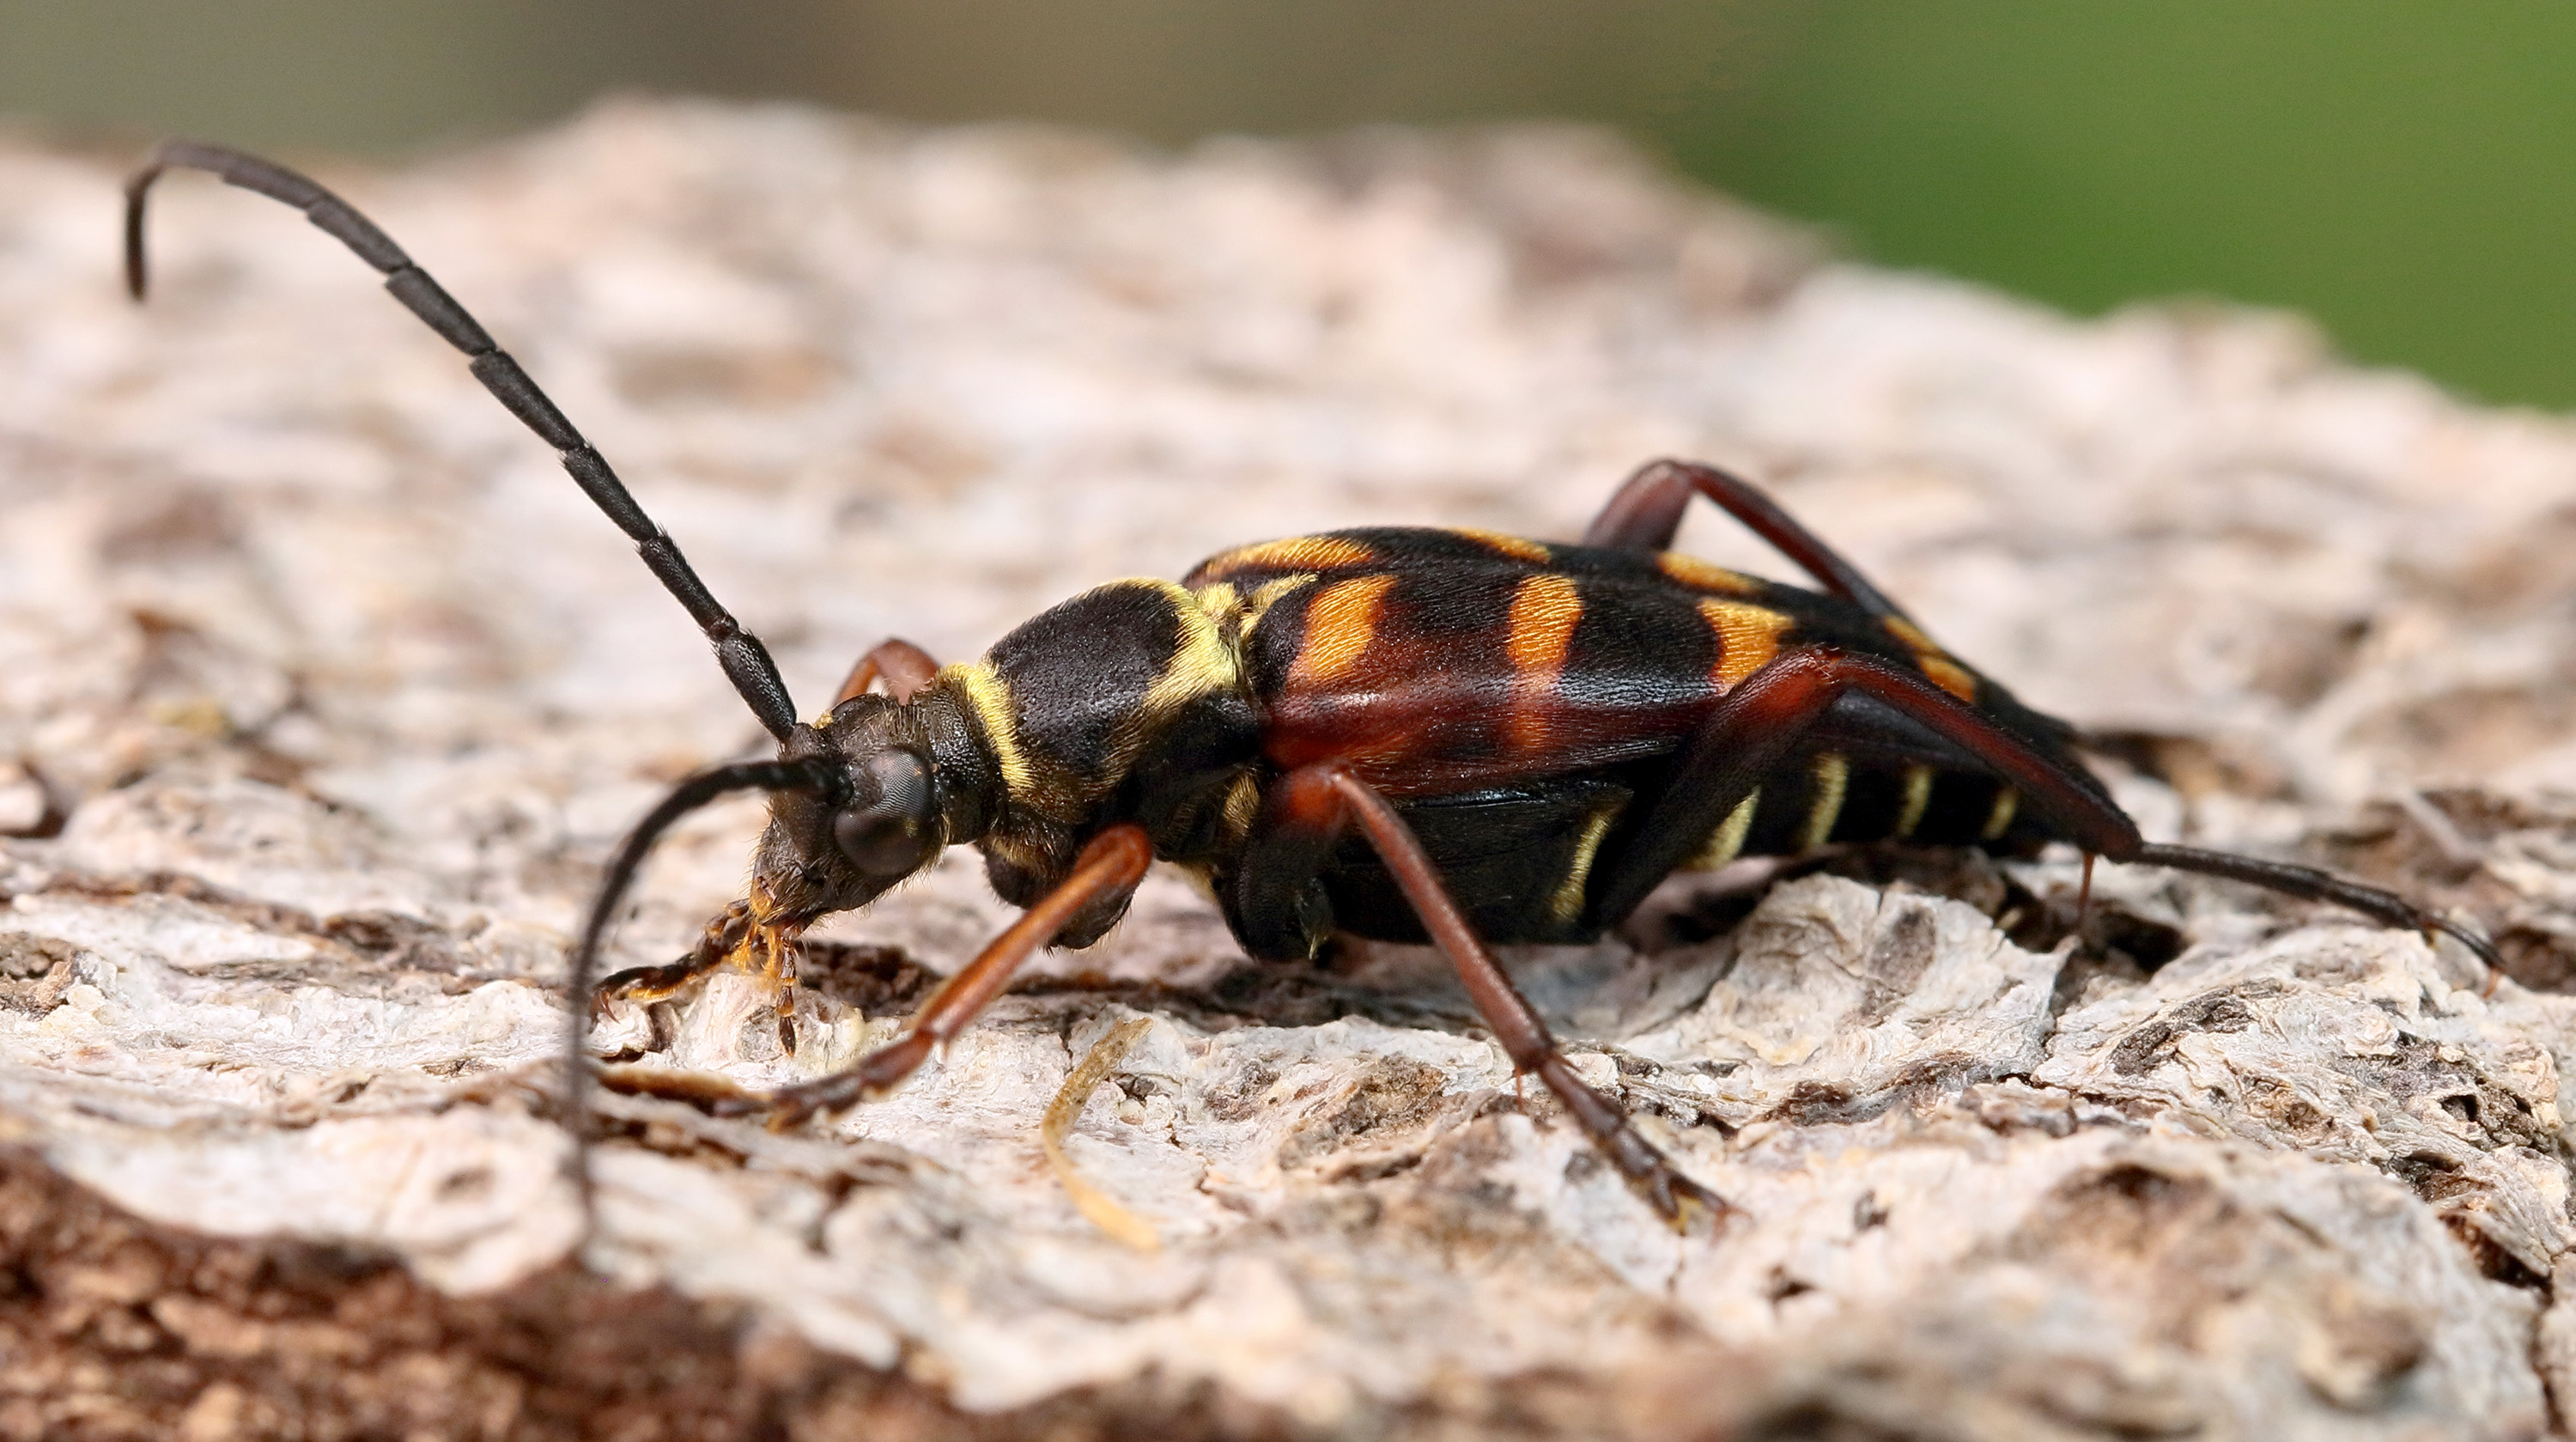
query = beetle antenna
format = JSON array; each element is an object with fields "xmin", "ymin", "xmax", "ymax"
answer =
[
  {"xmin": 125, "ymin": 140, "xmax": 801, "ymax": 741},
  {"xmin": 562, "ymin": 757, "xmax": 847, "ymax": 1246}
]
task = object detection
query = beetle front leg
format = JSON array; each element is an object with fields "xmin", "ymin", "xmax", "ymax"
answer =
[
  {"xmin": 595, "ymin": 892, "xmax": 812, "ymax": 1053},
  {"xmin": 724, "ymin": 824, "xmax": 1155, "ymax": 1127},
  {"xmin": 830, "ymin": 637, "xmax": 942, "ymax": 708},
  {"xmin": 1241, "ymin": 764, "xmax": 1734, "ymax": 1226},
  {"xmin": 593, "ymin": 896, "xmax": 755, "ymax": 1012}
]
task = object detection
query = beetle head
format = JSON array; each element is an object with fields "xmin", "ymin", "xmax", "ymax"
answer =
[{"xmin": 752, "ymin": 694, "xmax": 947, "ymax": 925}]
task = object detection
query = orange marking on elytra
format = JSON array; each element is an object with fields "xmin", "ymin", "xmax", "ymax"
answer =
[
  {"xmin": 1698, "ymin": 599, "xmax": 1792, "ymax": 688},
  {"xmin": 1200, "ymin": 535, "xmax": 1374, "ymax": 578},
  {"xmin": 1291, "ymin": 575, "xmax": 1399, "ymax": 685},
  {"xmin": 1504, "ymin": 574, "xmax": 1583, "ymax": 749},
  {"xmin": 1657, "ymin": 552, "xmax": 1765, "ymax": 597}
]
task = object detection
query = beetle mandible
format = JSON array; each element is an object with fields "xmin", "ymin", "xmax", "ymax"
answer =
[{"xmin": 124, "ymin": 141, "xmax": 2500, "ymax": 1224}]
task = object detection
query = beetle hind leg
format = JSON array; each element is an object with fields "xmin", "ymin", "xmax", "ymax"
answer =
[
  {"xmin": 2136, "ymin": 841, "xmax": 2502, "ymax": 975},
  {"xmin": 1574, "ymin": 645, "xmax": 2504, "ymax": 980}
]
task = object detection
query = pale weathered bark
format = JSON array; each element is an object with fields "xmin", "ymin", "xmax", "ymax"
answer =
[{"xmin": 2, "ymin": 100, "xmax": 2573, "ymax": 1439}]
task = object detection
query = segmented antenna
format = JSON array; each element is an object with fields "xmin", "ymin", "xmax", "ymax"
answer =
[{"xmin": 125, "ymin": 140, "xmax": 801, "ymax": 742}]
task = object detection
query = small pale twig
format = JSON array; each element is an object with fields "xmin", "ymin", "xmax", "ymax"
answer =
[{"xmin": 1042, "ymin": 1014, "xmax": 1159, "ymax": 1251}]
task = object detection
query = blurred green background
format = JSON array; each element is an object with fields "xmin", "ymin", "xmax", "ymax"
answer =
[{"xmin": 7, "ymin": 1, "xmax": 2573, "ymax": 409}]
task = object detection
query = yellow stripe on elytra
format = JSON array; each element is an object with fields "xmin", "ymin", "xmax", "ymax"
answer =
[
  {"xmin": 1687, "ymin": 790, "xmax": 1761, "ymax": 870},
  {"xmin": 1548, "ymin": 806, "xmax": 1619, "ymax": 923},
  {"xmin": 1799, "ymin": 752, "xmax": 1850, "ymax": 853},
  {"xmin": 1698, "ymin": 599, "xmax": 1794, "ymax": 688},
  {"xmin": 1199, "ymin": 535, "xmax": 1375, "ymax": 578},
  {"xmin": 1893, "ymin": 764, "xmax": 1934, "ymax": 838},
  {"xmin": 1449, "ymin": 527, "xmax": 1553, "ymax": 563},
  {"xmin": 1882, "ymin": 616, "xmax": 1939, "ymax": 653},
  {"xmin": 1982, "ymin": 786, "xmax": 2020, "ymax": 842},
  {"xmin": 1292, "ymin": 574, "xmax": 1398, "ymax": 686},
  {"xmin": 1504, "ymin": 575, "xmax": 1583, "ymax": 670},
  {"xmin": 944, "ymin": 660, "xmax": 1035, "ymax": 800},
  {"xmin": 1504, "ymin": 574, "xmax": 1583, "ymax": 751},
  {"xmin": 1657, "ymin": 552, "xmax": 1766, "ymax": 597}
]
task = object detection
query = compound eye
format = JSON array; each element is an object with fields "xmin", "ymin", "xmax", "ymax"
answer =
[{"xmin": 832, "ymin": 750, "xmax": 939, "ymax": 878}]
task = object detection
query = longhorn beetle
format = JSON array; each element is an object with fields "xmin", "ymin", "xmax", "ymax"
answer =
[{"xmin": 126, "ymin": 142, "xmax": 2500, "ymax": 1224}]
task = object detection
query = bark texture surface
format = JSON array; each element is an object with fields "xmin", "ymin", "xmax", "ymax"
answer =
[{"xmin": 2, "ymin": 100, "xmax": 2574, "ymax": 1439}]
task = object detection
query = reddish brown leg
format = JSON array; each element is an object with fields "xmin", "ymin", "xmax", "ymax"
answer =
[
  {"xmin": 831, "ymin": 638, "xmax": 942, "ymax": 707},
  {"xmin": 1588, "ymin": 647, "xmax": 2139, "ymax": 928},
  {"xmin": 728, "ymin": 824, "xmax": 1154, "ymax": 1127},
  {"xmin": 1577, "ymin": 647, "xmax": 2500, "ymax": 970},
  {"xmin": 1584, "ymin": 459, "xmax": 1910, "ymax": 622},
  {"xmin": 1270, "ymin": 764, "xmax": 1730, "ymax": 1224}
]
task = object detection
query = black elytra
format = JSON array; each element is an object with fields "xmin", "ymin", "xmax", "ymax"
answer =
[{"xmin": 126, "ymin": 142, "xmax": 2503, "ymax": 1232}]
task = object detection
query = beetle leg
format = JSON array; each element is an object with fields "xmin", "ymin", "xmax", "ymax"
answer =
[
  {"xmin": 2132, "ymin": 842, "xmax": 2500, "ymax": 973},
  {"xmin": 1582, "ymin": 648, "xmax": 2503, "ymax": 973},
  {"xmin": 830, "ymin": 637, "xmax": 942, "ymax": 709},
  {"xmin": 762, "ymin": 921, "xmax": 804, "ymax": 1054},
  {"xmin": 596, "ymin": 891, "xmax": 817, "ymax": 1052},
  {"xmin": 736, "ymin": 824, "xmax": 1154, "ymax": 1127},
  {"xmin": 593, "ymin": 897, "xmax": 754, "ymax": 1013},
  {"xmin": 1249, "ymin": 763, "xmax": 1734, "ymax": 1226},
  {"xmin": 1587, "ymin": 647, "xmax": 2139, "ymax": 929},
  {"xmin": 1584, "ymin": 459, "xmax": 1911, "ymax": 623}
]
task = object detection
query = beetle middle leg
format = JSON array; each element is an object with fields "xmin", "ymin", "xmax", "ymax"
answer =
[
  {"xmin": 1584, "ymin": 458, "xmax": 1911, "ymax": 622},
  {"xmin": 1236, "ymin": 762, "xmax": 1732, "ymax": 1226}
]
